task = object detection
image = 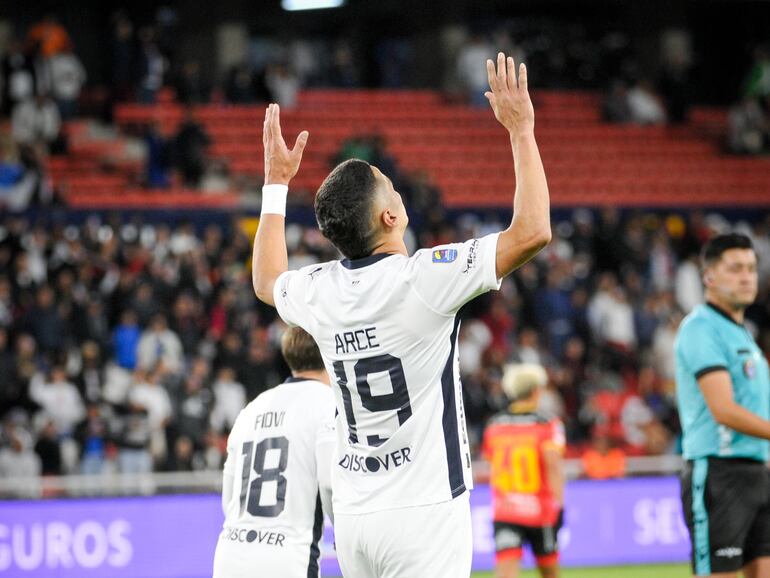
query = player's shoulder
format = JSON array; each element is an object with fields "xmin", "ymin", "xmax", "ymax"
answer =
[
  {"xmin": 677, "ymin": 305, "xmax": 720, "ymax": 340},
  {"xmin": 288, "ymin": 260, "xmax": 339, "ymax": 283},
  {"xmin": 487, "ymin": 409, "xmax": 546, "ymax": 428},
  {"xmin": 275, "ymin": 378, "xmax": 335, "ymax": 408}
]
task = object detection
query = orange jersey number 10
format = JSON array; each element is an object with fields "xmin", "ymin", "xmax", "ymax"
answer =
[{"xmin": 491, "ymin": 443, "xmax": 542, "ymax": 494}]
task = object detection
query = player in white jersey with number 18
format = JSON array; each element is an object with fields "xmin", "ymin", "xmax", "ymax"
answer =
[
  {"xmin": 212, "ymin": 327, "xmax": 335, "ymax": 578},
  {"xmin": 253, "ymin": 52, "xmax": 550, "ymax": 578}
]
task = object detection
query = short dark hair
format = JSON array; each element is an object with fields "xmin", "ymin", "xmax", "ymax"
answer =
[
  {"xmin": 314, "ymin": 159, "xmax": 379, "ymax": 259},
  {"xmin": 701, "ymin": 233, "xmax": 754, "ymax": 268},
  {"xmin": 281, "ymin": 327, "xmax": 324, "ymax": 373}
]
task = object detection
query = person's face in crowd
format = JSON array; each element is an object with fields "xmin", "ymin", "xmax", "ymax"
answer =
[
  {"xmin": 37, "ymin": 286, "xmax": 54, "ymax": 308},
  {"xmin": 217, "ymin": 367, "xmax": 235, "ymax": 383},
  {"xmin": 50, "ymin": 367, "xmax": 66, "ymax": 383},
  {"xmin": 151, "ymin": 315, "xmax": 167, "ymax": 332},
  {"xmin": 704, "ymin": 248, "xmax": 759, "ymax": 309}
]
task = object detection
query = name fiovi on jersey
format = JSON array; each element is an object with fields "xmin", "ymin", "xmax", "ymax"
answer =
[
  {"xmin": 274, "ymin": 234, "xmax": 502, "ymax": 515},
  {"xmin": 213, "ymin": 379, "xmax": 336, "ymax": 578}
]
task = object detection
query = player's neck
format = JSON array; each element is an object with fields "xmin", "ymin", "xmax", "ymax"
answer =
[
  {"xmin": 705, "ymin": 294, "xmax": 746, "ymax": 324},
  {"xmin": 371, "ymin": 235, "xmax": 408, "ymax": 257},
  {"xmin": 292, "ymin": 370, "xmax": 330, "ymax": 385},
  {"xmin": 510, "ymin": 400, "xmax": 538, "ymax": 414}
]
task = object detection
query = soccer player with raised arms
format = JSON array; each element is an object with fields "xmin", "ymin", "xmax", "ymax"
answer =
[
  {"xmin": 676, "ymin": 234, "xmax": 770, "ymax": 578},
  {"xmin": 213, "ymin": 327, "xmax": 335, "ymax": 578},
  {"xmin": 253, "ymin": 52, "xmax": 550, "ymax": 577}
]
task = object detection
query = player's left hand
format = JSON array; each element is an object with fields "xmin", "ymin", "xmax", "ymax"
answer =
[{"xmin": 263, "ymin": 103, "xmax": 309, "ymax": 186}]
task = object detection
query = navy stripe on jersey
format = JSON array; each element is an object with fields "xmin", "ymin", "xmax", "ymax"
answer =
[
  {"xmin": 694, "ymin": 365, "xmax": 727, "ymax": 379},
  {"xmin": 340, "ymin": 253, "xmax": 394, "ymax": 269},
  {"xmin": 306, "ymin": 491, "xmax": 323, "ymax": 578},
  {"xmin": 441, "ymin": 316, "xmax": 466, "ymax": 498}
]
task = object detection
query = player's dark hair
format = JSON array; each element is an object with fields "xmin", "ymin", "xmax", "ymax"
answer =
[
  {"xmin": 701, "ymin": 233, "xmax": 754, "ymax": 268},
  {"xmin": 281, "ymin": 327, "xmax": 325, "ymax": 373},
  {"xmin": 314, "ymin": 159, "xmax": 379, "ymax": 259}
]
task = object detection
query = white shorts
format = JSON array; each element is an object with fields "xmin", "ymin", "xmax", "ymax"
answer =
[
  {"xmin": 212, "ymin": 529, "xmax": 320, "ymax": 578},
  {"xmin": 335, "ymin": 493, "xmax": 472, "ymax": 578}
]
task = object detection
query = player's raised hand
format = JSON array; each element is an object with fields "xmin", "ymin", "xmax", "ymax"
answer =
[
  {"xmin": 485, "ymin": 52, "xmax": 535, "ymax": 138},
  {"xmin": 263, "ymin": 103, "xmax": 309, "ymax": 186}
]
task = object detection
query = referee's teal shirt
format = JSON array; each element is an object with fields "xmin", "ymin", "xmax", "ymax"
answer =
[{"xmin": 675, "ymin": 302, "xmax": 770, "ymax": 462}]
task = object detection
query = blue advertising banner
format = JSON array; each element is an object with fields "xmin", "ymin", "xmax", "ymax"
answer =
[{"xmin": 0, "ymin": 477, "xmax": 691, "ymax": 577}]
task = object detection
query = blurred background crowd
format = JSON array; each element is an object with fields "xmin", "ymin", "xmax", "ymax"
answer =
[{"xmin": 1, "ymin": 207, "xmax": 769, "ymax": 478}]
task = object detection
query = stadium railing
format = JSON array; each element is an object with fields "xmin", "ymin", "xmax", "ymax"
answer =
[{"xmin": 0, "ymin": 455, "xmax": 685, "ymax": 499}]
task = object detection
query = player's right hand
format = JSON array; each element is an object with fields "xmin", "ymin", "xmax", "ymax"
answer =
[
  {"xmin": 485, "ymin": 52, "xmax": 535, "ymax": 139},
  {"xmin": 263, "ymin": 103, "xmax": 309, "ymax": 186}
]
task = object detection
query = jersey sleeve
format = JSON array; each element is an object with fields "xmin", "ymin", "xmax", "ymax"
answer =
[
  {"xmin": 273, "ymin": 269, "xmax": 311, "ymax": 329},
  {"xmin": 542, "ymin": 419, "xmax": 566, "ymax": 454},
  {"xmin": 412, "ymin": 233, "xmax": 502, "ymax": 316},
  {"xmin": 677, "ymin": 318, "xmax": 729, "ymax": 379},
  {"xmin": 221, "ymin": 411, "xmax": 244, "ymax": 514}
]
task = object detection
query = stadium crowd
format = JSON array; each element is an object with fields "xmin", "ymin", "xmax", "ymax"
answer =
[{"xmin": 1, "ymin": 207, "xmax": 769, "ymax": 479}]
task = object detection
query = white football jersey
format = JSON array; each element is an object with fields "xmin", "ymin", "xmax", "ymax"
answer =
[
  {"xmin": 217, "ymin": 379, "xmax": 336, "ymax": 577},
  {"xmin": 273, "ymin": 233, "xmax": 502, "ymax": 514}
]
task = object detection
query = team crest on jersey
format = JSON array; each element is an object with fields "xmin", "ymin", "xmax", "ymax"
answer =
[
  {"xmin": 432, "ymin": 248, "xmax": 457, "ymax": 263},
  {"xmin": 744, "ymin": 359, "xmax": 757, "ymax": 379}
]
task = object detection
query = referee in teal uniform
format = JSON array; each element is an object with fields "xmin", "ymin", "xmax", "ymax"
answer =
[{"xmin": 676, "ymin": 233, "xmax": 770, "ymax": 578}]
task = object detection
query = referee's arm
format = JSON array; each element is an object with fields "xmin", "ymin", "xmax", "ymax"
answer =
[{"xmin": 700, "ymin": 370, "xmax": 770, "ymax": 439}]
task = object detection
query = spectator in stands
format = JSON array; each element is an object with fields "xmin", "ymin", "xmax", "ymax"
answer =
[
  {"xmin": 171, "ymin": 366, "xmax": 213, "ymax": 449},
  {"xmin": 456, "ymin": 33, "xmax": 495, "ymax": 106},
  {"xmin": 582, "ymin": 426, "xmax": 627, "ymax": 479},
  {"xmin": 0, "ymin": 414, "xmax": 41, "ymax": 478},
  {"xmin": 727, "ymin": 96, "xmax": 768, "ymax": 155},
  {"xmin": 1, "ymin": 39, "xmax": 37, "ymax": 118},
  {"xmin": 651, "ymin": 311, "xmax": 682, "ymax": 383},
  {"xmin": 0, "ymin": 133, "xmax": 39, "ymax": 211},
  {"xmin": 113, "ymin": 309, "xmax": 141, "ymax": 370},
  {"xmin": 34, "ymin": 419, "xmax": 63, "ymax": 476},
  {"xmin": 175, "ymin": 60, "xmax": 210, "ymax": 105},
  {"xmin": 11, "ymin": 93, "xmax": 62, "ymax": 152},
  {"xmin": 136, "ymin": 313, "xmax": 184, "ymax": 374},
  {"xmin": 75, "ymin": 402, "xmax": 111, "ymax": 475},
  {"xmin": 45, "ymin": 48, "xmax": 86, "ymax": 120},
  {"xmin": 743, "ymin": 44, "xmax": 770, "ymax": 100},
  {"xmin": 115, "ymin": 403, "xmax": 152, "ymax": 474},
  {"xmin": 602, "ymin": 80, "xmax": 632, "ymax": 123},
  {"xmin": 173, "ymin": 109, "xmax": 210, "ymax": 188},
  {"xmin": 209, "ymin": 366, "xmax": 246, "ymax": 433},
  {"xmin": 128, "ymin": 367, "xmax": 172, "ymax": 465},
  {"xmin": 23, "ymin": 285, "xmax": 66, "ymax": 355},
  {"xmin": 27, "ymin": 14, "xmax": 72, "ymax": 59},
  {"xmin": 266, "ymin": 62, "xmax": 300, "ymax": 109},
  {"xmin": 329, "ymin": 41, "xmax": 360, "ymax": 87},
  {"xmin": 29, "ymin": 366, "xmax": 86, "ymax": 437},
  {"xmin": 110, "ymin": 11, "xmax": 134, "ymax": 103},
  {"xmin": 144, "ymin": 122, "xmax": 171, "ymax": 188},
  {"xmin": 224, "ymin": 62, "xmax": 259, "ymax": 104},
  {"xmin": 674, "ymin": 253, "xmax": 703, "ymax": 313},
  {"xmin": 136, "ymin": 27, "xmax": 166, "ymax": 104},
  {"xmin": 627, "ymin": 78, "xmax": 667, "ymax": 125},
  {"xmin": 74, "ymin": 341, "xmax": 106, "ymax": 404}
]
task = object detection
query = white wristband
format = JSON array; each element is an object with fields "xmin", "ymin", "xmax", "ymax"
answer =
[{"xmin": 261, "ymin": 184, "xmax": 288, "ymax": 216}]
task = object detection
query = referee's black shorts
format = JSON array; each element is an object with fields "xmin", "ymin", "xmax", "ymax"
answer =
[{"xmin": 681, "ymin": 456, "xmax": 770, "ymax": 575}]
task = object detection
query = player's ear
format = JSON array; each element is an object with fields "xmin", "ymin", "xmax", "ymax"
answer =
[{"xmin": 381, "ymin": 207, "xmax": 398, "ymax": 230}]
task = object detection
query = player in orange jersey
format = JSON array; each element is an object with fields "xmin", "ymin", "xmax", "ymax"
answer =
[{"xmin": 482, "ymin": 364, "xmax": 566, "ymax": 578}]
